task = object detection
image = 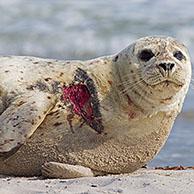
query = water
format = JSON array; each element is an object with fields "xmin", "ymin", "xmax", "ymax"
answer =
[{"xmin": 0, "ymin": 0, "xmax": 194, "ymax": 167}]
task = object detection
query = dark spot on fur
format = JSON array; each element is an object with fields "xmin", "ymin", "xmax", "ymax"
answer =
[
  {"xmin": 4, "ymin": 70, "xmax": 9, "ymax": 73},
  {"xmin": 33, "ymin": 61, "xmax": 39, "ymax": 64},
  {"xmin": 108, "ymin": 80, "xmax": 113, "ymax": 85},
  {"xmin": 13, "ymin": 115, "xmax": 19, "ymax": 120},
  {"xmin": 44, "ymin": 77, "xmax": 52, "ymax": 82},
  {"xmin": 59, "ymin": 72, "xmax": 64, "ymax": 77},
  {"xmin": 17, "ymin": 101, "xmax": 25, "ymax": 106},
  {"xmin": 38, "ymin": 116, "xmax": 41, "ymax": 119},
  {"xmin": 47, "ymin": 62, "xmax": 54, "ymax": 68},
  {"xmin": 130, "ymin": 70, "xmax": 134, "ymax": 73},
  {"xmin": 51, "ymin": 81, "xmax": 61, "ymax": 93},
  {"xmin": 113, "ymin": 55, "xmax": 119, "ymax": 62},
  {"xmin": 20, "ymin": 71, "xmax": 24, "ymax": 73},
  {"xmin": 26, "ymin": 85, "xmax": 34, "ymax": 90},
  {"xmin": 35, "ymin": 81, "xmax": 49, "ymax": 92},
  {"xmin": 53, "ymin": 122, "xmax": 63, "ymax": 127},
  {"xmin": 47, "ymin": 96, "xmax": 51, "ymax": 99},
  {"xmin": 27, "ymin": 80, "xmax": 59, "ymax": 93},
  {"xmin": 160, "ymin": 96, "xmax": 173, "ymax": 103},
  {"xmin": 10, "ymin": 91, "xmax": 16, "ymax": 94},
  {"xmin": 13, "ymin": 123, "xmax": 20, "ymax": 127},
  {"xmin": 57, "ymin": 104, "xmax": 62, "ymax": 108}
]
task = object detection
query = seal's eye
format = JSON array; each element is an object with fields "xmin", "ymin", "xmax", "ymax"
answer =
[
  {"xmin": 173, "ymin": 51, "xmax": 185, "ymax": 61},
  {"xmin": 139, "ymin": 49, "xmax": 154, "ymax": 62}
]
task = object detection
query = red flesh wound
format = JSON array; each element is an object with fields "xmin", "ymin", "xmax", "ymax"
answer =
[{"xmin": 63, "ymin": 84, "xmax": 94, "ymax": 121}]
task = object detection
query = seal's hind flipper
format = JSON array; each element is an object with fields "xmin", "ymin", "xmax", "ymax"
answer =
[
  {"xmin": 41, "ymin": 162, "xmax": 94, "ymax": 179},
  {"xmin": 0, "ymin": 91, "xmax": 56, "ymax": 153}
]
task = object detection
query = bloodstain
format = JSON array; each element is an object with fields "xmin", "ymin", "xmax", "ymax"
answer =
[
  {"xmin": 107, "ymin": 80, "xmax": 113, "ymax": 85},
  {"xmin": 128, "ymin": 111, "xmax": 136, "ymax": 119},
  {"xmin": 63, "ymin": 84, "xmax": 95, "ymax": 128},
  {"xmin": 63, "ymin": 68, "xmax": 104, "ymax": 133}
]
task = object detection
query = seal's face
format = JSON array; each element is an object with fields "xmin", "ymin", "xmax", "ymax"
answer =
[
  {"xmin": 118, "ymin": 36, "xmax": 191, "ymax": 112},
  {"xmin": 133, "ymin": 37, "xmax": 191, "ymax": 92}
]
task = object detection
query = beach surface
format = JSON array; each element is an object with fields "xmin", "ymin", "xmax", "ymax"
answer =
[{"xmin": 0, "ymin": 169, "xmax": 194, "ymax": 194}]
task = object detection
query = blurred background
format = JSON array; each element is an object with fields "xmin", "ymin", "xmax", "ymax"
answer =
[{"xmin": 0, "ymin": 0, "xmax": 193, "ymax": 167}]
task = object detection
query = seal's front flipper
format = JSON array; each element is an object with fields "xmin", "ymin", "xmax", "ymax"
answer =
[
  {"xmin": 0, "ymin": 91, "xmax": 56, "ymax": 153},
  {"xmin": 41, "ymin": 162, "xmax": 94, "ymax": 179}
]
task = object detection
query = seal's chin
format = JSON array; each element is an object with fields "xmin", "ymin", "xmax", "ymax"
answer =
[{"xmin": 144, "ymin": 79, "xmax": 185, "ymax": 101}]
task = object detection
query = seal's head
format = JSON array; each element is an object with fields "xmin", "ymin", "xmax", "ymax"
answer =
[
  {"xmin": 134, "ymin": 36, "xmax": 191, "ymax": 88},
  {"xmin": 116, "ymin": 36, "xmax": 192, "ymax": 113}
]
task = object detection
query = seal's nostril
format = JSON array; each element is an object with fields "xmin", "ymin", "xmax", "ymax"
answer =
[
  {"xmin": 169, "ymin": 63, "xmax": 175, "ymax": 70},
  {"xmin": 158, "ymin": 63, "xmax": 175, "ymax": 71},
  {"xmin": 158, "ymin": 63, "xmax": 167, "ymax": 71}
]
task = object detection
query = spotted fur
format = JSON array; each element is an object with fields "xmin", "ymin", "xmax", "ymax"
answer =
[{"xmin": 0, "ymin": 36, "xmax": 191, "ymax": 178}]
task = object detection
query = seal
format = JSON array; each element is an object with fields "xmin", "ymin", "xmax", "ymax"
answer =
[{"xmin": 0, "ymin": 36, "xmax": 191, "ymax": 179}]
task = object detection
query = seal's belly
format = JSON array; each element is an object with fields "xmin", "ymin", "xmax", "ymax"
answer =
[
  {"xmin": 54, "ymin": 111, "xmax": 176, "ymax": 174},
  {"xmin": 0, "ymin": 110, "xmax": 176, "ymax": 176}
]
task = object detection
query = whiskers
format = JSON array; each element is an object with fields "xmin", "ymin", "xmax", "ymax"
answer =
[
  {"xmin": 118, "ymin": 73, "xmax": 150, "ymax": 107},
  {"xmin": 119, "ymin": 78, "xmax": 144, "ymax": 95},
  {"xmin": 145, "ymin": 74, "xmax": 163, "ymax": 85}
]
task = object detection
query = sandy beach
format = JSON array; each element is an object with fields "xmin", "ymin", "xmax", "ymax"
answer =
[{"xmin": 0, "ymin": 169, "xmax": 194, "ymax": 194}]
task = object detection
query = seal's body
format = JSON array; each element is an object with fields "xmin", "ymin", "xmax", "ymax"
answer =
[{"xmin": 0, "ymin": 36, "xmax": 191, "ymax": 178}]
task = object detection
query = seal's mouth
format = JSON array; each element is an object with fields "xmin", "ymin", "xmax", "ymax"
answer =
[
  {"xmin": 152, "ymin": 80, "xmax": 184, "ymax": 89},
  {"xmin": 161, "ymin": 80, "xmax": 183, "ymax": 87},
  {"xmin": 143, "ymin": 76, "xmax": 184, "ymax": 88}
]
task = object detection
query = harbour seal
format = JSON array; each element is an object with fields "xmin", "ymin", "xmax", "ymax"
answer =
[{"xmin": 0, "ymin": 36, "xmax": 191, "ymax": 178}]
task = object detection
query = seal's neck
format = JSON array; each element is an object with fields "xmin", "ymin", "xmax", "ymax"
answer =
[{"xmin": 83, "ymin": 55, "xmax": 146, "ymax": 120}]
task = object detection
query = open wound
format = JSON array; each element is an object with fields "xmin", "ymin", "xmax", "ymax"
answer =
[{"xmin": 63, "ymin": 68, "xmax": 103, "ymax": 133}]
